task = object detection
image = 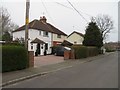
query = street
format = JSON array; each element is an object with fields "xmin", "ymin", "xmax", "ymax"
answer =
[{"xmin": 4, "ymin": 52, "xmax": 118, "ymax": 88}]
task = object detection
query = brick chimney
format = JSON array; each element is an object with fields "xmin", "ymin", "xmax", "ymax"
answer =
[{"xmin": 40, "ymin": 16, "xmax": 47, "ymax": 23}]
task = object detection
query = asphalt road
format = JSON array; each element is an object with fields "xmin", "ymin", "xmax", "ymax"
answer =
[{"xmin": 4, "ymin": 52, "xmax": 118, "ymax": 88}]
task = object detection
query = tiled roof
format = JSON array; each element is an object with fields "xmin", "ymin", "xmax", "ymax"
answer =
[
  {"xmin": 61, "ymin": 40, "xmax": 73, "ymax": 46},
  {"xmin": 13, "ymin": 19, "xmax": 67, "ymax": 36},
  {"xmin": 67, "ymin": 31, "xmax": 84, "ymax": 38},
  {"xmin": 31, "ymin": 38, "xmax": 46, "ymax": 44},
  {"xmin": 47, "ymin": 23, "xmax": 67, "ymax": 36}
]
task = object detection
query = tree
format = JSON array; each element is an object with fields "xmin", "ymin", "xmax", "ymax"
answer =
[
  {"xmin": 83, "ymin": 21, "xmax": 103, "ymax": 48},
  {"xmin": 2, "ymin": 31, "xmax": 11, "ymax": 42},
  {"xmin": 0, "ymin": 7, "xmax": 19, "ymax": 35},
  {"xmin": 91, "ymin": 15, "xmax": 114, "ymax": 40},
  {"xmin": 0, "ymin": 7, "xmax": 19, "ymax": 41}
]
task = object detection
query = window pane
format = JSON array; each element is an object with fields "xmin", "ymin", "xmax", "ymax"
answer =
[{"xmin": 57, "ymin": 34, "xmax": 61, "ymax": 38}]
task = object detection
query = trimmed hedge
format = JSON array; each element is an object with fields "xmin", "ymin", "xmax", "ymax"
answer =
[
  {"xmin": 72, "ymin": 46, "xmax": 87, "ymax": 59},
  {"xmin": 87, "ymin": 46, "xmax": 99, "ymax": 57},
  {"xmin": 2, "ymin": 45, "xmax": 28, "ymax": 72},
  {"xmin": 2, "ymin": 42, "xmax": 24, "ymax": 46},
  {"xmin": 71, "ymin": 45, "xmax": 99, "ymax": 59}
]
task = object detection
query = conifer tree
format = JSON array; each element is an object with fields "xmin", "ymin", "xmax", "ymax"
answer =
[{"xmin": 83, "ymin": 22, "xmax": 103, "ymax": 48}]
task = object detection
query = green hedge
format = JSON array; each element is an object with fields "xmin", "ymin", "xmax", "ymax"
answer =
[
  {"xmin": 2, "ymin": 45, "xmax": 28, "ymax": 72},
  {"xmin": 71, "ymin": 45, "xmax": 99, "ymax": 59},
  {"xmin": 87, "ymin": 46, "xmax": 99, "ymax": 57},
  {"xmin": 71, "ymin": 46, "xmax": 87, "ymax": 59},
  {"xmin": 2, "ymin": 42, "xmax": 24, "ymax": 46}
]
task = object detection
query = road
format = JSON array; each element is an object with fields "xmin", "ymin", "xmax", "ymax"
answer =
[{"xmin": 4, "ymin": 52, "xmax": 118, "ymax": 88}]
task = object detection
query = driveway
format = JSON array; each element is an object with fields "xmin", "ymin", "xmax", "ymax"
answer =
[{"xmin": 34, "ymin": 55, "xmax": 64, "ymax": 67}]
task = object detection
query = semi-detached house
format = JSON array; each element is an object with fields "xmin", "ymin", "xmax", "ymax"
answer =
[{"xmin": 13, "ymin": 16, "xmax": 67, "ymax": 56}]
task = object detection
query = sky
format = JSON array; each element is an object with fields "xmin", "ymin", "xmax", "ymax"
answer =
[{"xmin": 1, "ymin": 0, "xmax": 119, "ymax": 42}]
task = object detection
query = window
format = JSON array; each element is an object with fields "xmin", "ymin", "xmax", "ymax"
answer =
[
  {"xmin": 39, "ymin": 31, "xmax": 41, "ymax": 35},
  {"xmin": 45, "ymin": 43, "xmax": 48, "ymax": 50},
  {"xmin": 31, "ymin": 46, "xmax": 33, "ymax": 49},
  {"xmin": 57, "ymin": 34, "xmax": 61, "ymax": 38},
  {"xmin": 31, "ymin": 44, "xmax": 33, "ymax": 49},
  {"xmin": 43, "ymin": 31, "xmax": 48, "ymax": 37}
]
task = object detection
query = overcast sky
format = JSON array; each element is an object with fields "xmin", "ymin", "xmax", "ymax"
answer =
[{"xmin": 1, "ymin": 0, "xmax": 119, "ymax": 42}]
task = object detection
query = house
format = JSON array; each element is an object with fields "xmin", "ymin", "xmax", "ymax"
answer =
[
  {"xmin": 12, "ymin": 16, "xmax": 67, "ymax": 56},
  {"xmin": 46, "ymin": 23, "xmax": 67, "ymax": 46},
  {"xmin": 65, "ymin": 31, "xmax": 84, "ymax": 45}
]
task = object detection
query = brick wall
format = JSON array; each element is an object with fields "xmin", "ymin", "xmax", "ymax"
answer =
[{"xmin": 28, "ymin": 51, "xmax": 34, "ymax": 67}]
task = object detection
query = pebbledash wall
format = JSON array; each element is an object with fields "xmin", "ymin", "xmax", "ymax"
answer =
[{"xmin": 13, "ymin": 29, "xmax": 52, "ymax": 55}]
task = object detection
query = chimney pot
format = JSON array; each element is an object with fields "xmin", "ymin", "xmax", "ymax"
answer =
[{"xmin": 40, "ymin": 16, "xmax": 47, "ymax": 23}]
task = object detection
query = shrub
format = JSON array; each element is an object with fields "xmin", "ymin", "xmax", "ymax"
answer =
[
  {"xmin": 105, "ymin": 47, "xmax": 116, "ymax": 52},
  {"xmin": 2, "ymin": 45, "xmax": 28, "ymax": 72},
  {"xmin": 87, "ymin": 46, "xmax": 99, "ymax": 57},
  {"xmin": 2, "ymin": 42, "xmax": 24, "ymax": 46},
  {"xmin": 72, "ymin": 46, "xmax": 87, "ymax": 59},
  {"xmin": 71, "ymin": 45, "xmax": 99, "ymax": 59}
]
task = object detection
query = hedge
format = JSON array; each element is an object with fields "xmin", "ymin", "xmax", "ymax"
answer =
[
  {"xmin": 2, "ymin": 42, "xmax": 24, "ymax": 46},
  {"xmin": 71, "ymin": 45, "xmax": 99, "ymax": 59},
  {"xmin": 87, "ymin": 46, "xmax": 99, "ymax": 57},
  {"xmin": 2, "ymin": 45, "xmax": 28, "ymax": 72}
]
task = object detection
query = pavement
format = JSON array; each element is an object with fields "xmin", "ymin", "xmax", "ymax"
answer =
[{"xmin": 1, "ymin": 52, "xmax": 114, "ymax": 87}]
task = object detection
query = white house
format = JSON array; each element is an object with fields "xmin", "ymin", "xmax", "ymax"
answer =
[
  {"xmin": 46, "ymin": 23, "xmax": 67, "ymax": 46},
  {"xmin": 13, "ymin": 16, "xmax": 67, "ymax": 56},
  {"xmin": 65, "ymin": 31, "xmax": 84, "ymax": 45}
]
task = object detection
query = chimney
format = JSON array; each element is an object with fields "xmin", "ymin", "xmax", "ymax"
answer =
[{"xmin": 40, "ymin": 16, "xmax": 47, "ymax": 23}]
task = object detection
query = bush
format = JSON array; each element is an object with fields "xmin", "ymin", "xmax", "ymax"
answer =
[
  {"xmin": 2, "ymin": 42, "xmax": 24, "ymax": 46},
  {"xmin": 2, "ymin": 45, "xmax": 28, "ymax": 72},
  {"xmin": 105, "ymin": 48, "xmax": 116, "ymax": 52},
  {"xmin": 87, "ymin": 46, "xmax": 99, "ymax": 57},
  {"xmin": 71, "ymin": 45, "xmax": 99, "ymax": 59},
  {"xmin": 72, "ymin": 46, "xmax": 87, "ymax": 59}
]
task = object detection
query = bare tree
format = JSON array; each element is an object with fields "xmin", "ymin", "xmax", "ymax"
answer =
[
  {"xmin": 0, "ymin": 7, "xmax": 19, "ymax": 36},
  {"xmin": 91, "ymin": 15, "xmax": 114, "ymax": 40}
]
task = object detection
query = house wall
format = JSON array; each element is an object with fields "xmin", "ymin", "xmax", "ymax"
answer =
[
  {"xmin": 13, "ymin": 30, "xmax": 25, "ymax": 41},
  {"xmin": 66, "ymin": 33, "xmax": 84, "ymax": 44},
  {"xmin": 53, "ymin": 33, "xmax": 67, "ymax": 45},
  {"xmin": 13, "ymin": 29, "xmax": 52, "ymax": 55}
]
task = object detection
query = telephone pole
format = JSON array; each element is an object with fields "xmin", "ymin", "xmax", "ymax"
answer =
[{"xmin": 25, "ymin": 0, "xmax": 30, "ymax": 50}]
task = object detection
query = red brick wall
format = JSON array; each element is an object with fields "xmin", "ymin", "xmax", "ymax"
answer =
[
  {"xmin": 64, "ymin": 50, "xmax": 75, "ymax": 60},
  {"xmin": 64, "ymin": 50, "xmax": 70, "ymax": 60},
  {"xmin": 28, "ymin": 51, "xmax": 34, "ymax": 67}
]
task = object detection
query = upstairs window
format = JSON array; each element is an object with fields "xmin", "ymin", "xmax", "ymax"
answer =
[
  {"xmin": 57, "ymin": 34, "xmax": 61, "ymax": 38},
  {"xmin": 39, "ymin": 31, "xmax": 41, "ymax": 35},
  {"xmin": 43, "ymin": 31, "xmax": 48, "ymax": 37}
]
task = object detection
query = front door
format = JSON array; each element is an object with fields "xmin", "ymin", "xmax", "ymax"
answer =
[{"xmin": 37, "ymin": 43, "xmax": 41, "ymax": 55}]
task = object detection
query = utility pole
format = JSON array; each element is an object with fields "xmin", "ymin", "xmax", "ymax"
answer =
[{"xmin": 25, "ymin": 0, "xmax": 30, "ymax": 50}]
